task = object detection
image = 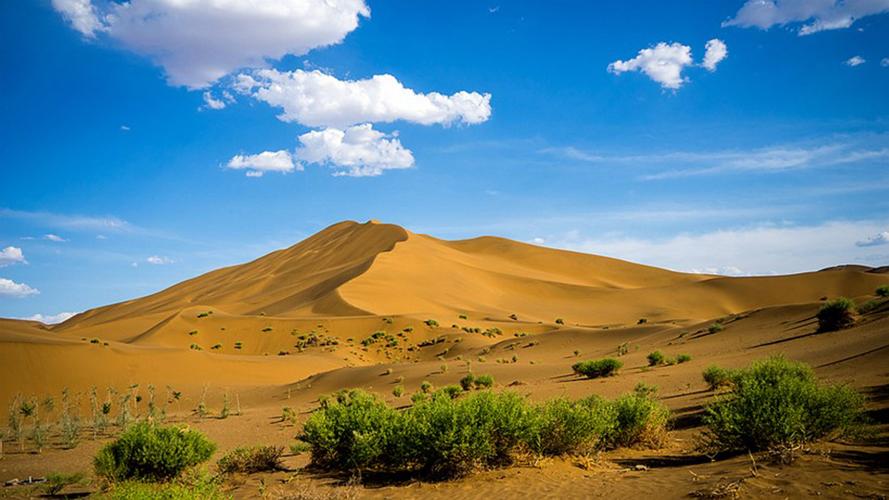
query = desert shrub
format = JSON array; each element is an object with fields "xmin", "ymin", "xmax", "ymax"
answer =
[
  {"xmin": 857, "ymin": 299, "xmax": 881, "ymax": 314},
  {"xmin": 459, "ymin": 314, "xmax": 468, "ymax": 320},
  {"xmin": 702, "ymin": 357, "xmax": 866, "ymax": 453},
  {"xmin": 420, "ymin": 381, "xmax": 433, "ymax": 393},
  {"xmin": 525, "ymin": 396, "xmax": 611, "ymax": 455},
  {"xmin": 637, "ymin": 318, "xmax": 647, "ymax": 324},
  {"xmin": 459, "ymin": 374, "xmax": 475, "ymax": 391},
  {"xmin": 702, "ymin": 366, "xmax": 735, "ymax": 390},
  {"xmin": 647, "ymin": 351, "xmax": 664, "ymax": 366},
  {"xmin": 392, "ymin": 385, "xmax": 404, "ymax": 398},
  {"xmin": 474, "ymin": 374, "xmax": 494, "ymax": 389},
  {"xmin": 816, "ymin": 297, "xmax": 856, "ymax": 332},
  {"xmin": 217, "ymin": 445, "xmax": 283, "ymax": 474},
  {"xmin": 634, "ymin": 382, "xmax": 658, "ymax": 398},
  {"xmin": 876, "ymin": 285, "xmax": 889, "ymax": 297},
  {"xmin": 676, "ymin": 354, "xmax": 692, "ymax": 364},
  {"xmin": 93, "ymin": 422, "xmax": 216, "ymax": 482},
  {"xmin": 601, "ymin": 393, "xmax": 669, "ymax": 449},
  {"xmin": 44, "ymin": 472, "xmax": 85, "ymax": 496},
  {"xmin": 708, "ymin": 322, "xmax": 724, "ymax": 334},
  {"xmin": 555, "ymin": 318, "xmax": 565, "ymax": 325},
  {"xmin": 436, "ymin": 385, "xmax": 463, "ymax": 400},
  {"xmin": 424, "ymin": 319, "xmax": 439, "ymax": 327},
  {"xmin": 572, "ymin": 358, "xmax": 622, "ymax": 378},
  {"xmin": 93, "ymin": 471, "xmax": 224, "ymax": 499},
  {"xmin": 289, "ymin": 441, "xmax": 310, "ymax": 455}
]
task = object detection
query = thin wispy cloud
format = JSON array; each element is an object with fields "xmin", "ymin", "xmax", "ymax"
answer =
[{"xmin": 0, "ymin": 208, "xmax": 134, "ymax": 233}]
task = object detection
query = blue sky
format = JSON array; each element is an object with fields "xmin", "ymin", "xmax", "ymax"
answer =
[{"xmin": 1, "ymin": 0, "xmax": 888, "ymax": 322}]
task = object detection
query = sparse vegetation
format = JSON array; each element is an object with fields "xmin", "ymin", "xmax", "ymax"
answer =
[
  {"xmin": 217, "ymin": 445, "xmax": 283, "ymax": 474},
  {"xmin": 876, "ymin": 284, "xmax": 889, "ymax": 297},
  {"xmin": 43, "ymin": 472, "xmax": 86, "ymax": 496},
  {"xmin": 637, "ymin": 318, "xmax": 647, "ymax": 324},
  {"xmin": 702, "ymin": 366, "xmax": 735, "ymax": 390},
  {"xmin": 572, "ymin": 358, "xmax": 622, "ymax": 378},
  {"xmin": 459, "ymin": 374, "xmax": 475, "ymax": 391},
  {"xmin": 94, "ymin": 422, "xmax": 216, "ymax": 482},
  {"xmin": 708, "ymin": 322, "xmax": 724, "ymax": 334},
  {"xmin": 474, "ymin": 374, "xmax": 494, "ymax": 389},
  {"xmin": 555, "ymin": 318, "xmax": 565, "ymax": 325},
  {"xmin": 647, "ymin": 351, "xmax": 664, "ymax": 366},
  {"xmin": 424, "ymin": 319, "xmax": 439, "ymax": 327},
  {"xmin": 420, "ymin": 381, "xmax": 433, "ymax": 393},
  {"xmin": 702, "ymin": 357, "xmax": 866, "ymax": 454},
  {"xmin": 392, "ymin": 385, "xmax": 404, "ymax": 397},
  {"xmin": 816, "ymin": 297, "xmax": 856, "ymax": 332},
  {"xmin": 676, "ymin": 354, "xmax": 692, "ymax": 364}
]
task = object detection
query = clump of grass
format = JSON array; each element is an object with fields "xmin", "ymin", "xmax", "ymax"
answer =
[
  {"xmin": 392, "ymin": 385, "xmax": 404, "ymax": 398},
  {"xmin": 876, "ymin": 284, "xmax": 889, "ymax": 298},
  {"xmin": 708, "ymin": 322, "xmax": 724, "ymax": 334},
  {"xmin": 702, "ymin": 356, "xmax": 866, "ymax": 454},
  {"xmin": 647, "ymin": 351, "xmax": 664, "ymax": 366},
  {"xmin": 817, "ymin": 297, "xmax": 856, "ymax": 332},
  {"xmin": 459, "ymin": 374, "xmax": 475, "ymax": 391},
  {"xmin": 637, "ymin": 318, "xmax": 647, "ymax": 325},
  {"xmin": 261, "ymin": 327, "xmax": 273, "ymax": 333},
  {"xmin": 420, "ymin": 381, "xmax": 433, "ymax": 394},
  {"xmin": 474, "ymin": 374, "xmax": 494, "ymax": 389},
  {"xmin": 217, "ymin": 445, "xmax": 283, "ymax": 474},
  {"xmin": 702, "ymin": 366, "xmax": 735, "ymax": 390},
  {"xmin": 43, "ymin": 472, "xmax": 86, "ymax": 496},
  {"xmin": 424, "ymin": 319, "xmax": 439, "ymax": 328},
  {"xmin": 94, "ymin": 422, "xmax": 216, "ymax": 481},
  {"xmin": 459, "ymin": 314, "xmax": 468, "ymax": 320},
  {"xmin": 676, "ymin": 354, "xmax": 692, "ymax": 364},
  {"xmin": 94, "ymin": 471, "xmax": 224, "ymax": 499},
  {"xmin": 572, "ymin": 358, "xmax": 622, "ymax": 379},
  {"xmin": 290, "ymin": 441, "xmax": 311, "ymax": 455}
]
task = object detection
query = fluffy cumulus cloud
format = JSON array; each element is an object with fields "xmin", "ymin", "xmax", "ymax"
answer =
[
  {"xmin": 226, "ymin": 150, "xmax": 298, "ymax": 177},
  {"xmin": 0, "ymin": 278, "xmax": 39, "ymax": 297},
  {"xmin": 296, "ymin": 124, "xmax": 414, "ymax": 177},
  {"xmin": 236, "ymin": 69, "xmax": 492, "ymax": 129},
  {"xmin": 608, "ymin": 42, "xmax": 693, "ymax": 89},
  {"xmin": 20, "ymin": 311, "xmax": 78, "ymax": 324},
  {"xmin": 702, "ymin": 39, "xmax": 728, "ymax": 71},
  {"xmin": 846, "ymin": 55, "xmax": 866, "ymax": 66},
  {"xmin": 856, "ymin": 231, "xmax": 889, "ymax": 247},
  {"xmin": 0, "ymin": 246, "xmax": 26, "ymax": 267},
  {"xmin": 52, "ymin": 0, "xmax": 370, "ymax": 88},
  {"xmin": 724, "ymin": 0, "xmax": 889, "ymax": 35}
]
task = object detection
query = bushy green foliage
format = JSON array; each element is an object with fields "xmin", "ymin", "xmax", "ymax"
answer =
[
  {"xmin": 94, "ymin": 471, "xmax": 224, "ymax": 499},
  {"xmin": 300, "ymin": 388, "xmax": 669, "ymax": 478},
  {"xmin": 435, "ymin": 385, "xmax": 463, "ymax": 400},
  {"xmin": 392, "ymin": 385, "xmax": 404, "ymax": 397},
  {"xmin": 676, "ymin": 354, "xmax": 692, "ymax": 364},
  {"xmin": 424, "ymin": 319, "xmax": 439, "ymax": 327},
  {"xmin": 708, "ymin": 322, "xmax": 724, "ymax": 334},
  {"xmin": 460, "ymin": 374, "xmax": 475, "ymax": 391},
  {"xmin": 647, "ymin": 351, "xmax": 664, "ymax": 366},
  {"xmin": 217, "ymin": 445, "xmax": 283, "ymax": 474},
  {"xmin": 857, "ymin": 299, "xmax": 881, "ymax": 314},
  {"xmin": 703, "ymin": 357, "xmax": 866, "ymax": 453},
  {"xmin": 94, "ymin": 422, "xmax": 216, "ymax": 482},
  {"xmin": 44, "ymin": 472, "xmax": 85, "ymax": 496},
  {"xmin": 702, "ymin": 366, "xmax": 735, "ymax": 390},
  {"xmin": 474, "ymin": 374, "xmax": 494, "ymax": 389},
  {"xmin": 572, "ymin": 358, "xmax": 622, "ymax": 378},
  {"xmin": 816, "ymin": 297, "xmax": 856, "ymax": 332},
  {"xmin": 876, "ymin": 284, "xmax": 889, "ymax": 298}
]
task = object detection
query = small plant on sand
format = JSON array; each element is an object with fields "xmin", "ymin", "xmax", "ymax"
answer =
[
  {"xmin": 876, "ymin": 284, "xmax": 889, "ymax": 298},
  {"xmin": 708, "ymin": 322, "xmax": 724, "ymax": 334},
  {"xmin": 555, "ymin": 318, "xmax": 565, "ymax": 325},
  {"xmin": 440, "ymin": 364, "xmax": 448, "ymax": 373},
  {"xmin": 702, "ymin": 366, "xmax": 735, "ymax": 391},
  {"xmin": 436, "ymin": 385, "xmax": 463, "ymax": 399},
  {"xmin": 572, "ymin": 358, "xmax": 622, "ymax": 379},
  {"xmin": 420, "ymin": 381, "xmax": 433, "ymax": 394},
  {"xmin": 637, "ymin": 318, "xmax": 647, "ymax": 324},
  {"xmin": 392, "ymin": 385, "xmax": 404, "ymax": 397},
  {"xmin": 217, "ymin": 445, "xmax": 283, "ymax": 474},
  {"xmin": 647, "ymin": 351, "xmax": 664, "ymax": 366},
  {"xmin": 94, "ymin": 422, "xmax": 216, "ymax": 481},
  {"xmin": 289, "ymin": 441, "xmax": 311, "ymax": 456},
  {"xmin": 460, "ymin": 373, "xmax": 475, "ymax": 391},
  {"xmin": 219, "ymin": 393, "xmax": 230, "ymax": 419},
  {"xmin": 234, "ymin": 341, "xmax": 243, "ymax": 349},
  {"xmin": 633, "ymin": 382, "xmax": 659, "ymax": 398},
  {"xmin": 8, "ymin": 396, "xmax": 24, "ymax": 451},
  {"xmin": 601, "ymin": 393, "xmax": 669, "ymax": 449},
  {"xmin": 424, "ymin": 319, "xmax": 439, "ymax": 327},
  {"xmin": 616, "ymin": 342, "xmax": 629, "ymax": 356},
  {"xmin": 59, "ymin": 388, "xmax": 81, "ymax": 449},
  {"xmin": 816, "ymin": 297, "xmax": 856, "ymax": 332},
  {"xmin": 702, "ymin": 357, "xmax": 866, "ymax": 455},
  {"xmin": 43, "ymin": 472, "xmax": 86, "ymax": 496},
  {"xmin": 474, "ymin": 374, "xmax": 495, "ymax": 389},
  {"xmin": 676, "ymin": 354, "xmax": 692, "ymax": 364},
  {"xmin": 459, "ymin": 314, "xmax": 468, "ymax": 320}
]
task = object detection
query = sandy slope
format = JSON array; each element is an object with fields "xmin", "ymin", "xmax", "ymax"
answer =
[{"xmin": 0, "ymin": 220, "xmax": 887, "ymax": 498}]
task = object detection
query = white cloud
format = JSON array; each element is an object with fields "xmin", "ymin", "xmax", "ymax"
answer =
[
  {"xmin": 882, "ymin": 58, "xmax": 889, "ymax": 67},
  {"xmin": 236, "ymin": 69, "xmax": 492, "ymax": 129},
  {"xmin": 226, "ymin": 150, "xmax": 298, "ymax": 177},
  {"xmin": 702, "ymin": 39, "xmax": 728, "ymax": 71},
  {"xmin": 856, "ymin": 231, "xmax": 889, "ymax": 247},
  {"xmin": 146, "ymin": 255, "xmax": 174, "ymax": 265},
  {"xmin": 120, "ymin": 125, "xmax": 130, "ymax": 131},
  {"xmin": 202, "ymin": 92, "xmax": 227, "ymax": 110},
  {"xmin": 0, "ymin": 278, "xmax": 39, "ymax": 297},
  {"xmin": 0, "ymin": 247, "xmax": 26, "ymax": 267},
  {"xmin": 44, "ymin": 234, "xmax": 67, "ymax": 242},
  {"xmin": 724, "ymin": 0, "xmax": 889, "ymax": 35},
  {"xmin": 0, "ymin": 209, "xmax": 133, "ymax": 233},
  {"xmin": 846, "ymin": 55, "xmax": 866, "ymax": 66},
  {"xmin": 531, "ymin": 237, "xmax": 546, "ymax": 245},
  {"xmin": 296, "ymin": 124, "xmax": 414, "ymax": 177},
  {"xmin": 608, "ymin": 42, "xmax": 693, "ymax": 89},
  {"xmin": 52, "ymin": 0, "xmax": 371, "ymax": 88},
  {"xmin": 547, "ymin": 220, "xmax": 889, "ymax": 276},
  {"xmin": 52, "ymin": 0, "xmax": 103, "ymax": 37},
  {"xmin": 20, "ymin": 311, "xmax": 78, "ymax": 324}
]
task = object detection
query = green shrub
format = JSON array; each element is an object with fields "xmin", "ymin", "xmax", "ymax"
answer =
[
  {"xmin": 572, "ymin": 358, "xmax": 622, "ymax": 378},
  {"xmin": 647, "ymin": 351, "xmax": 664, "ymax": 366},
  {"xmin": 217, "ymin": 445, "xmax": 283, "ymax": 474},
  {"xmin": 93, "ymin": 471, "xmax": 224, "ymax": 499},
  {"xmin": 392, "ymin": 385, "xmax": 404, "ymax": 398},
  {"xmin": 817, "ymin": 297, "xmax": 856, "ymax": 332},
  {"xmin": 435, "ymin": 385, "xmax": 463, "ymax": 400},
  {"xmin": 44, "ymin": 472, "xmax": 85, "ymax": 496},
  {"xmin": 474, "ymin": 374, "xmax": 494, "ymax": 389},
  {"xmin": 708, "ymin": 322, "xmax": 724, "ymax": 334},
  {"xmin": 525, "ymin": 396, "xmax": 611, "ymax": 455},
  {"xmin": 702, "ymin": 357, "xmax": 865, "ymax": 453},
  {"xmin": 460, "ymin": 374, "xmax": 475, "ymax": 391},
  {"xmin": 424, "ymin": 319, "xmax": 439, "ymax": 327},
  {"xmin": 94, "ymin": 422, "xmax": 215, "ymax": 482},
  {"xmin": 702, "ymin": 366, "xmax": 735, "ymax": 390},
  {"xmin": 857, "ymin": 299, "xmax": 881, "ymax": 314},
  {"xmin": 602, "ymin": 393, "xmax": 669, "ymax": 448},
  {"xmin": 289, "ymin": 441, "xmax": 310, "ymax": 455},
  {"xmin": 676, "ymin": 354, "xmax": 692, "ymax": 364},
  {"xmin": 420, "ymin": 381, "xmax": 433, "ymax": 393},
  {"xmin": 876, "ymin": 285, "xmax": 889, "ymax": 298}
]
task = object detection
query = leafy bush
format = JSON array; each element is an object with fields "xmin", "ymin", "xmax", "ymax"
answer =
[
  {"xmin": 702, "ymin": 366, "xmax": 735, "ymax": 390},
  {"xmin": 44, "ymin": 472, "xmax": 85, "ymax": 496},
  {"xmin": 817, "ymin": 297, "xmax": 856, "ymax": 332},
  {"xmin": 217, "ymin": 445, "xmax": 283, "ymax": 474},
  {"xmin": 602, "ymin": 393, "xmax": 669, "ymax": 448},
  {"xmin": 420, "ymin": 381, "xmax": 433, "ymax": 393},
  {"xmin": 93, "ymin": 471, "xmax": 224, "ymax": 499},
  {"xmin": 572, "ymin": 358, "xmax": 622, "ymax": 378},
  {"xmin": 647, "ymin": 351, "xmax": 664, "ymax": 366},
  {"xmin": 708, "ymin": 322, "xmax": 724, "ymax": 334},
  {"xmin": 858, "ymin": 299, "xmax": 881, "ymax": 314},
  {"xmin": 435, "ymin": 385, "xmax": 463, "ymax": 400},
  {"xmin": 876, "ymin": 284, "xmax": 889, "ymax": 298},
  {"xmin": 676, "ymin": 354, "xmax": 692, "ymax": 364},
  {"xmin": 94, "ymin": 422, "xmax": 216, "ymax": 482},
  {"xmin": 424, "ymin": 319, "xmax": 439, "ymax": 327},
  {"xmin": 460, "ymin": 374, "xmax": 475, "ymax": 391},
  {"xmin": 525, "ymin": 396, "xmax": 611, "ymax": 455},
  {"xmin": 702, "ymin": 357, "xmax": 865, "ymax": 453},
  {"xmin": 474, "ymin": 374, "xmax": 494, "ymax": 389},
  {"xmin": 392, "ymin": 385, "xmax": 404, "ymax": 397}
]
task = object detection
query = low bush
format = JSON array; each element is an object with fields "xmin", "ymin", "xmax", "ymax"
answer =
[
  {"xmin": 94, "ymin": 422, "xmax": 216, "ymax": 482},
  {"xmin": 525, "ymin": 396, "xmax": 611, "ymax": 455},
  {"xmin": 572, "ymin": 358, "xmax": 622, "ymax": 378},
  {"xmin": 647, "ymin": 351, "xmax": 664, "ymax": 366},
  {"xmin": 602, "ymin": 393, "xmax": 669, "ymax": 448},
  {"xmin": 708, "ymin": 322, "xmax": 724, "ymax": 334},
  {"xmin": 876, "ymin": 284, "xmax": 889, "ymax": 298},
  {"xmin": 93, "ymin": 471, "xmax": 224, "ymax": 499},
  {"xmin": 217, "ymin": 445, "xmax": 283, "ymax": 474},
  {"xmin": 702, "ymin": 366, "xmax": 735, "ymax": 390},
  {"xmin": 474, "ymin": 374, "xmax": 494, "ymax": 389},
  {"xmin": 460, "ymin": 374, "xmax": 475, "ymax": 391},
  {"xmin": 858, "ymin": 299, "xmax": 881, "ymax": 314},
  {"xmin": 44, "ymin": 472, "xmax": 85, "ymax": 496},
  {"xmin": 392, "ymin": 385, "xmax": 404, "ymax": 397},
  {"xmin": 436, "ymin": 385, "xmax": 462, "ymax": 400},
  {"xmin": 676, "ymin": 354, "xmax": 692, "ymax": 364},
  {"xmin": 816, "ymin": 297, "xmax": 856, "ymax": 332},
  {"xmin": 702, "ymin": 357, "xmax": 866, "ymax": 453}
]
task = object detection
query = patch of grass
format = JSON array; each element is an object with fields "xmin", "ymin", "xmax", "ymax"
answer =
[
  {"xmin": 94, "ymin": 422, "xmax": 216, "ymax": 482},
  {"xmin": 474, "ymin": 374, "xmax": 494, "ymax": 389},
  {"xmin": 572, "ymin": 358, "xmax": 622, "ymax": 379},
  {"xmin": 702, "ymin": 366, "xmax": 735, "ymax": 391},
  {"xmin": 420, "ymin": 381, "xmax": 433, "ymax": 393},
  {"xmin": 637, "ymin": 318, "xmax": 647, "ymax": 325},
  {"xmin": 290, "ymin": 441, "xmax": 311, "ymax": 456},
  {"xmin": 459, "ymin": 374, "xmax": 475, "ymax": 391},
  {"xmin": 555, "ymin": 318, "xmax": 565, "ymax": 325},
  {"xmin": 392, "ymin": 385, "xmax": 404, "ymax": 398},
  {"xmin": 876, "ymin": 284, "xmax": 889, "ymax": 298},
  {"xmin": 708, "ymin": 322, "xmax": 724, "ymax": 334},
  {"xmin": 817, "ymin": 297, "xmax": 856, "ymax": 332},
  {"xmin": 647, "ymin": 351, "xmax": 664, "ymax": 366},
  {"xmin": 857, "ymin": 299, "xmax": 881, "ymax": 314},
  {"xmin": 702, "ymin": 356, "xmax": 866, "ymax": 453},
  {"xmin": 261, "ymin": 327, "xmax": 273, "ymax": 333},
  {"xmin": 424, "ymin": 319, "xmax": 439, "ymax": 327},
  {"xmin": 44, "ymin": 472, "xmax": 86, "ymax": 496},
  {"xmin": 217, "ymin": 445, "xmax": 283, "ymax": 474},
  {"xmin": 676, "ymin": 354, "xmax": 692, "ymax": 364},
  {"xmin": 94, "ymin": 471, "xmax": 224, "ymax": 499},
  {"xmin": 602, "ymin": 393, "xmax": 669, "ymax": 448}
]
